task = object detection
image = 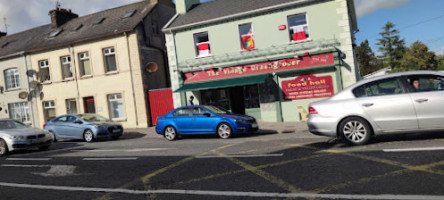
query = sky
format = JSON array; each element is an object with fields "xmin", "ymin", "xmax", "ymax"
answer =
[{"xmin": 1, "ymin": 0, "xmax": 444, "ymax": 55}]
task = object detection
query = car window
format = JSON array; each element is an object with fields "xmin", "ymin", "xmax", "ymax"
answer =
[
  {"xmin": 80, "ymin": 114, "xmax": 110, "ymax": 122},
  {"xmin": 406, "ymin": 75, "xmax": 444, "ymax": 92},
  {"xmin": 54, "ymin": 116, "xmax": 68, "ymax": 123},
  {"xmin": 203, "ymin": 105, "xmax": 230, "ymax": 114},
  {"xmin": 172, "ymin": 108, "xmax": 191, "ymax": 117},
  {"xmin": 66, "ymin": 116, "xmax": 77, "ymax": 123},
  {"xmin": 192, "ymin": 107, "xmax": 207, "ymax": 116},
  {"xmin": 0, "ymin": 120, "xmax": 26, "ymax": 129},
  {"xmin": 353, "ymin": 78, "xmax": 402, "ymax": 98}
]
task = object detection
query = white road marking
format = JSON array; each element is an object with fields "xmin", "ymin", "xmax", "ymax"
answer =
[
  {"xmin": 383, "ymin": 147, "xmax": 444, "ymax": 152},
  {"xmin": 1, "ymin": 164, "xmax": 78, "ymax": 177},
  {"xmin": 195, "ymin": 153, "xmax": 283, "ymax": 159},
  {"xmin": 0, "ymin": 182, "xmax": 443, "ymax": 199},
  {"xmin": 71, "ymin": 148, "xmax": 173, "ymax": 152},
  {"xmin": 82, "ymin": 157, "xmax": 138, "ymax": 161},
  {"xmin": 6, "ymin": 158, "xmax": 51, "ymax": 161}
]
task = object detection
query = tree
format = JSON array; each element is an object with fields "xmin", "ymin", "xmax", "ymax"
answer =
[
  {"xmin": 376, "ymin": 22, "xmax": 406, "ymax": 71},
  {"xmin": 437, "ymin": 55, "xmax": 444, "ymax": 71},
  {"xmin": 400, "ymin": 41, "xmax": 437, "ymax": 71},
  {"xmin": 355, "ymin": 40, "xmax": 382, "ymax": 75}
]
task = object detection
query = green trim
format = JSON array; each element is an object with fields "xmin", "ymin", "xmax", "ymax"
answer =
[
  {"xmin": 274, "ymin": 76, "xmax": 283, "ymax": 122},
  {"xmin": 174, "ymin": 73, "xmax": 271, "ymax": 92},
  {"xmin": 275, "ymin": 64, "xmax": 336, "ymax": 76}
]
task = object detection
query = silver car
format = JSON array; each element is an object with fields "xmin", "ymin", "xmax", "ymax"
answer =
[
  {"xmin": 0, "ymin": 119, "xmax": 53, "ymax": 156},
  {"xmin": 308, "ymin": 70, "xmax": 444, "ymax": 145}
]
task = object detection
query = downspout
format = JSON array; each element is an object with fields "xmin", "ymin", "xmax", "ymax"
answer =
[
  {"xmin": 69, "ymin": 45, "xmax": 81, "ymax": 112},
  {"xmin": 124, "ymin": 31, "xmax": 139, "ymax": 126},
  {"xmin": 23, "ymin": 53, "xmax": 36, "ymax": 127}
]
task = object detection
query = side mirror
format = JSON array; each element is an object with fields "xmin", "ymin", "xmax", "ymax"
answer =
[{"xmin": 203, "ymin": 113, "xmax": 211, "ymax": 117}]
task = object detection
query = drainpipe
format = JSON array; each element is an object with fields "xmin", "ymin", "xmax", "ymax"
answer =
[
  {"xmin": 23, "ymin": 53, "xmax": 36, "ymax": 127},
  {"xmin": 69, "ymin": 45, "xmax": 81, "ymax": 112},
  {"xmin": 124, "ymin": 31, "xmax": 139, "ymax": 126}
]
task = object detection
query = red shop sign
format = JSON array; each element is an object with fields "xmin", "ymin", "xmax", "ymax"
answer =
[
  {"xmin": 184, "ymin": 52, "xmax": 334, "ymax": 83},
  {"xmin": 281, "ymin": 74, "xmax": 334, "ymax": 100}
]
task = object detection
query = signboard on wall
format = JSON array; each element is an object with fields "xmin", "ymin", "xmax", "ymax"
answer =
[
  {"xmin": 183, "ymin": 53, "xmax": 334, "ymax": 83},
  {"xmin": 281, "ymin": 74, "xmax": 334, "ymax": 100}
]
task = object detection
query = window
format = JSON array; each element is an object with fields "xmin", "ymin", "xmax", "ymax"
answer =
[
  {"xmin": 406, "ymin": 75, "xmax": 444, "ymax": 92},
  {"xmin": 72, "ymin": 24, "xmax": 83, "ymax": 31},
  {"xmin": 122, "ymin": 10, "xmax": 136, "ymax": 19},
  {"xmin": 103, "ymin": 47, "xmax": 117, "ymax": 72},
  {"xmin": 49, "ymin": 30, "xmax": 62, "ymax": 38},
  {"xmin": 39, "ymin": 60, "xmax": 51, "ymax": 82},
  {"xmin": 287, "ymin": 14, "xmax": 309, "ymax": 42},
  {"xmin": 353, "ymin": 78, "xmax": 403, "ymax": 98},
  {"xmin": 194, "ymin": 32, "xmax": 211, "ymax": 57},
  {"xmin": 78, "ymin": 52, "xmax": 91, "ymax": 76},
  {"xmin": 192, "ymin": 107, "xmax": 208, "ymax": 116},
  {"xmin": 61, "ymin": 56, "xmax": 73, "ymax": 79},
  {"xmin": 94, "ymin": 17, "xmax": 105, "ymax": 25},
  {"xmin": 239, "ymin": 23, "xmax": 255, "ymax": 50},
  {"xmin": 43, "ymin": 101, "xmax": 56, "ymax": 121},
  {"xmin": 4, "ymin": 68, "xmax": 20, "ymax": 90},
  {"xmin": 172, "ymin": 108, "xmax": 191, "ymax": 117},
  {"xmin": 108, "ymin": 94, "xmax": 124, "ymax": 119},
  {"xmin": 201, "ymin": 88, "xmax": 230, "ymax": 110},
  {"xmin": 244, "ymin": 85, "xmax": 260, "ymax": 108},
  {"xmin": 8, "ymin": 102, "xmax": 30, "ymax": 123},
  {"xmin": 66, "ymin": 99, "xmax": 77, "ymax": 114}
]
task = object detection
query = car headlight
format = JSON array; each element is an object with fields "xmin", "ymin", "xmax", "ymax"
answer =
[
  {"xmin": 93, "ymin": 124, "xmax": 103, "ymax": 129},
  {"xmin": 235, "ymin": 119, "xmax": 246, "ymax": 123},
  {"xmin": 9, "ymin": 135, "xmax": 25, "ymax": 140}
]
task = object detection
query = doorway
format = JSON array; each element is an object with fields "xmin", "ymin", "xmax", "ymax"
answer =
[{"xmin": 83, "ymin": 96, "xmax": 96, "ymax": 113}]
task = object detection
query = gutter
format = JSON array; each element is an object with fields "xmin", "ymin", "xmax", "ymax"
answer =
[{"xmin": 0, "ymin": 51, "xmax": 25, "ymax": 61}]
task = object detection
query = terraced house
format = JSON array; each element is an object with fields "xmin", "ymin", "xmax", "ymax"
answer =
[
  {"xmin": 164, "ymin": 0, "xmax": 359, "ymax": 122},
  {"xmin": 0, "ymin": 0, "xmax": 175, "ymax": 128}
]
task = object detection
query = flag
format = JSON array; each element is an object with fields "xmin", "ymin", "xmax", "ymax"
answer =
[
  {"xmin": 292, "ymin": 26, "xmax": 306, "ymax": 41},
  {"xmin": 198, "ymin": 43, "xmax": 210, "ymax": 56}
]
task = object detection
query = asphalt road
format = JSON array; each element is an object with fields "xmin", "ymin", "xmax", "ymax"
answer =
[{"xmin": 2, "ymin": 129, "xmax": 444, "ymax": 200}]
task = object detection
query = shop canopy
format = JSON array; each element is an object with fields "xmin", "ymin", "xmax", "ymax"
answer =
[{"xmin": 174, "ymin": 73, "xmax": 270, "ymax": 92}]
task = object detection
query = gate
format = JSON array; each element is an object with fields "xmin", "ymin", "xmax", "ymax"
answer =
[{"xmin": 148, "ymin": 88, "xmax": 174, "ymax": 126}]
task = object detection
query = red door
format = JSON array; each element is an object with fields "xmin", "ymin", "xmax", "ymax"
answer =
[
  {"xmin": 149, "ymin": 89, "xmax": 174, "ymax": 125},
  {"xmin": 83, "ymin": 97, "xmax": 96, "ymax": 113}
]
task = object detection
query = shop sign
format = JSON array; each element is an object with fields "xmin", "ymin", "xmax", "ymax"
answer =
[
  {"xmin": 184, "ymin": 53, "xmax": 334, "ymax": 83},
  {"xmin": 278, "ymin": 25, "xmax": 286, "ymax": 30},
  {"xmin": 281, "ymin": 74, "xmax": 334, "ymax": 100}
]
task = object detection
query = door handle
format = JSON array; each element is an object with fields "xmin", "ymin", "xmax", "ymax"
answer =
[
  {"xmin": 415, "ymin": 99, "xmax": 429, "ymax": 103},
  {"xmin": 362, "ymin": 103, "xmax": 374, "ymax": 107}
]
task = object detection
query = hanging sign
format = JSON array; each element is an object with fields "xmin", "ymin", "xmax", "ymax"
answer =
[{"xmin": 281, "ymin": 74, "xmax": 334, "ymax": 100}]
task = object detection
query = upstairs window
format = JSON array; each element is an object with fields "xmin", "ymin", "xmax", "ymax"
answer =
[
  {"xmin": 78, "ymin": 52, "xmax": 91, "ymax": 76},
  {"xmin": 239, "ymin": 23, "xmax": 255, "ymax": 50},
  {"xmin": 103, "ymin": 47, "xmax": 117, "ymax": 73},
  {"xmin": 4, "ymin": 68, "xmax": 20, "ymax": 90},
  {"xmin": 194, "ymin": 32, "xmax": 211, "ymax": 57},
  {"xmin": 287, "ymin": 14, "xmax": 309, "ymax": 42},
  {"xmin": 39, "ymin": 60, "xmax": 51, "ymax": 83},
  {"xmin": 60, "ymin": 56, "xmax": 73, "ymax": 79}
]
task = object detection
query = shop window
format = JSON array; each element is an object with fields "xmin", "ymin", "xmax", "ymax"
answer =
[
  {"xmin": 39, "ymin": 59, "xmax": 51, "ymax": 83},
  {"xmin": 201, "ymin": 88, "xmax": 230, "ymax": 110},
  {"xmin": 244, "ymin": 85, "xmax": 260, "ymax": 108},
  {"xmin": 66, "ymin": 99, "xmax": 77, "ymax": 114},
  {"xmin": 287, "ymin": 14, "xmax": 309, "ymax": 42},
  {"xmin": 61, "ymin": 56, "xmax": 73, "ymax": 79},
  {"xmin": 103, "ymin": 47, "xmax": 117, "ymax": 73},
  {"xmin": 194, "ymin": 32, "xmax": 211, "ymax": 57},
  {"xmin": 78, "ymin": 52, "xmax": 91, "ymax": 77},
  {"xmin": 8, "ymin": 102, "xmax": 30, "ymax": 123},
  {"xmin": 239, "ymin": 23, "xmax": 255, "ymax": 50},
  {"xmin": 4, "ymin": 68, "xmax": 20, "ymax": 90},
  {"xmin": 108, "ymin": 93, "xmax": 124, "ymax": 119},
  {"xmin": 43, "ymin": 101, "xmax": 56, "ymax": 121}
]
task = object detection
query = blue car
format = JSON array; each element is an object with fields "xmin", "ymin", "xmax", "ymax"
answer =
[
  {"xmin": 44, "ymin": 114, "xmax": 123, "ymax": 142},
  {"xmin": 155, "ymin": 105, "xmax": 258, "ymax": 141}
]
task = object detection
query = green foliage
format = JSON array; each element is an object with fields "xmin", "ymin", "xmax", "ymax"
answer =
[
  {"xmin": 398, "ymin": 41, "xmax": 437, "ymax": 71},
  {"xmin": 376, "ymin": 22, "xmax": 406, "ymax": 70},
  {"xmin": 356, "ymin": 40, "xmax": 383, "ymax": 75}
]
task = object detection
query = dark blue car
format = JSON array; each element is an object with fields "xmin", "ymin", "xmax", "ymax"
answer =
[{"xmin": 155, "ymin": 105, "xmax": 258, "ymax": 141}]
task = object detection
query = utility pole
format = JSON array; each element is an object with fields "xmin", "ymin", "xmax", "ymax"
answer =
[{"xmin": 3, "ymin": 17, "xmax": 8, "ymax": 33}]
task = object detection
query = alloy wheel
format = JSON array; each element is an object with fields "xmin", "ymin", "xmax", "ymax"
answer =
[
  {"xmin": 84, "ymin": 130, "xmax": 94, "ymax": 143},
  {"xmin": 164, "ymin": 126, "xmax": 177, "ymax": 141},
  {"xmin": 343, "ymin": 121, "xmax": 367, "ymax": 143},
  {"xmin": 0, "ymin": 139, "xmax": 8, "ymax": 156},
  {"xmin": 218, "ymin": 123, "xmax": 232, "ymax": 139}
]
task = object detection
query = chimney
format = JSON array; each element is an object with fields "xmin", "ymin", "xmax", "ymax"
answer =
[
  {"xmin": 0, "ymin": 31, "xmax": 6, "ymax": 38},
  {"xmin": 176, "ymin": 0, "xmax": 200, "ymax": 14},
  {"xmin": 49, "ymin": 8, "xmax": 78, "ymax": 28}
]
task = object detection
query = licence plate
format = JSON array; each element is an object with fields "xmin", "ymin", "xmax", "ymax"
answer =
[
  {"xmin": 112, "ymin": 129, "xmax": 121, "ymax": 133},
  {"xmin": 252, "ymin": 123, "xmax": 258, "ymax": 128}
]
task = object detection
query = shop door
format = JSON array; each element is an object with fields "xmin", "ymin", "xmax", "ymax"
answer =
[
  {"xmin": 83, "ymin": 97, "xmax": 96, "ymax": 113},
  {"xmin": 148, "ymin": 89, "xmax": 174, "ymax": 126},
  {"xmin": 229, "ymin": 86, "xmax": 245, "ymax": 114}
]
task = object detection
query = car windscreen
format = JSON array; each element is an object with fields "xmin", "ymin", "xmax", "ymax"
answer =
[
  {"xmin": 79, "ymin": 114, "xmax": 111, "ymax": 122},
  {"xmin": 0, "ymin": 120, "xmax": 27, "ymax": 129},
  {"xmin": 203, "ymin": 105, "xmax": 230, "ymax": 114}
]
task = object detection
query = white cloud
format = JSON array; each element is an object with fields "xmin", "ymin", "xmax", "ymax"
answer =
[
  {"xmin": 354, "ymin": 0, "xmax": 410, "ymax": 17},
  {"xmin": 434, "ymin": 47, "xmax": 444, "ymax": 56}
]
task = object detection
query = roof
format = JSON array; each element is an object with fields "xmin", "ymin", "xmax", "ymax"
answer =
[
  {"xmin": 164, "ymin": 0, "xmax": 357, "ymax": 31},
  {"xmin": 0, "ymin": 0, "xmax": 158, "ymax": 57}
]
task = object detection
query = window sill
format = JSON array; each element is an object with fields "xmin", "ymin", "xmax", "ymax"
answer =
[
  {"xmin": 289, "ymin": 38, "xmax": 312, "ymax": 45},
  {"xmin": 195, "ymin": 54, "xmax": 212, "ymax": 59},
  {"xmin": 80, "ymin": 75, "xmax": 93, "ymax": 79},
  {"xmin": 62, "ymin": 78, "xmax": 74, "ymax": 82},
  {"xmin": 41, "ymin": 81, "xmax": 52, "ymax": 85},
  {"xmin": 5, "ymin": 88, "xmax": 21, "ymax": 92},
  {"xmin": 105, "ymin": 71, "xmax": 119, "ymax": 75}
]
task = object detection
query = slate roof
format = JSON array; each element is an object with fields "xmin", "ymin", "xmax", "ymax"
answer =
[{"xmin": 0, "ymin": 0, "xmax": 156, "ymax": 58}]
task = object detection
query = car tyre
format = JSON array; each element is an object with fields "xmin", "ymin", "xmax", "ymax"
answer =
[
  {"xmin": 164, "ymin": 126, "xmax": 177, "ymax": 141},
  {"xmin": 0, "ymin": 139, "xmax": 8, "ymax": 156},
  {"xmin": 217, "ymin": 123, "xmax": 232, "ymax": 139},
  {"xmin": 339, "ymin": 117, "xmax": 372, "ymax": 145},
  {"xmin": 83, "ymin": 129, "xmax": 95, "ymax": 143},
  {"xmin": 49, "ymin": 131, "xmax": 57, "ymax": 143}
]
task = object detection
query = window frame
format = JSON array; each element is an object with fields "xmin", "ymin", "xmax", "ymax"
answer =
[
  {"xmin": 60, "ymin": 55, "xmax": 73, "ymax": 80},
  {"xmin": 287, "ymin": 13, "xmax": 310, "ymax": 43},
  {"xmin": 78, "ymin": 52, "xmax": 92, "ymax": 77},
  {"xmin": 107, "ymin": 93, "xmax": 125, "ymax": 119},
  {"xmin": 8, "ymin": 102, "xmax": 30, "ymax": 123},
  {"xmin": 43, "ymin": 100, "xmax": 56, "ymax": 121},
  {"xmin": 4, "ymin": 68, "xmax": 20, "ymax": 90},
  {"xmin": 39, "ymin": 59, "xmax": 51, "ymax": 83},
  {"xmin": 103, "ymin": 47, "xmax": 117, "ymax": 73},
  {"xmin": 66, "ymin": 98, "xmax": 78, "ymax": 114},
  {"xmin": 238, "ymin": 23, "xmax": 255, "ymax": 51},
  {"xmin": 193, "ymin": 32, "xmax": 211, "ymax": 58}
]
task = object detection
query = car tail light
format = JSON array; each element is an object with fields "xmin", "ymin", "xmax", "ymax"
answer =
[
  {"xmin": 308, "ymin": 107, "xmax": 318, "ymax": 115},
  {"xmin": 43, "ymin": 123, "xmax": 47, "ymax": 128}
]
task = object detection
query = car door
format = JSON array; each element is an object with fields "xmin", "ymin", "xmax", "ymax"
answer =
[
  {"xmin": 190, "ymin": 107, "xmax": 219, "ymax": 133},
  {"xmin": 51, "ymin": 116, "xmax": 70, "ymax": 138},
  {"xmin": 354, "ymin": 77, "xmax": 418, "ymax": 131},
  {"xmin": 64, "ymin": 116, "xmax": 85, "ymax": 139},
  {"xmin": 405, "ymin": 75, "xmax": 444, "ymax": 129},
  {"xmin": 171, "ymin": 108, "xmax": 193, "ymax": 134}
]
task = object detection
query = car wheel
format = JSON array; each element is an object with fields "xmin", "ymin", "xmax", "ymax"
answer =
[
  {"xmin": 83, "ymin": 129, "xmax": 95, "ymax": 143},
  {"xmin": 339, "ymin": 117, "xmax": 372, "ymax": 145},
  {"xmin": 0, "ymin": 139, "xmax": 8, "ymax": 156},
  {"xmin": 164, "ymin": 126, "xmax": 177, "ymax": 141},
  {"xmin": 49, "ymin": 131, "xmax": 57, "ymax": 143},
  {"xmin": 217, "ymin": 123, "xmax": 232, "ymax": 139}
]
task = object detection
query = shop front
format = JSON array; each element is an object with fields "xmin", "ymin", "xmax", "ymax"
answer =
[{"xmin": 175, "ymin": 51, "xmax": 342, "ymax": 122}]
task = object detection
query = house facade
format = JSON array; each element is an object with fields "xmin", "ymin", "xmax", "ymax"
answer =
[{"xmin": 164, "ymin": 0, "xmax": 359, "ymax": 122}]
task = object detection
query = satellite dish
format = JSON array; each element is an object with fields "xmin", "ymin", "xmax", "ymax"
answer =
[
  {"xmin": 145, "ymin": 62, "xmax": 158, "ymax": 73},
  {"xmin": 26, "ymin": 69, "xmax": 37, "ymax": 77},
  {"xmin": 29, "ymin": 80, "xmax": 42, "ymax": 90},
  {"xmin": 19, "ymin": 91, "xmax": 28, "ymax": 99}
]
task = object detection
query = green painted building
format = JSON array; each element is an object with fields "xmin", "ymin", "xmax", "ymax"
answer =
[{"xmin": 163, "ymin": 0, "xmax": 359, "ymax": 122}]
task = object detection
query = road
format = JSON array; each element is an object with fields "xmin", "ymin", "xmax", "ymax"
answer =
[{"xmin": 2, "ymin": 128, "xmax": 444, "ymax": 200}]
